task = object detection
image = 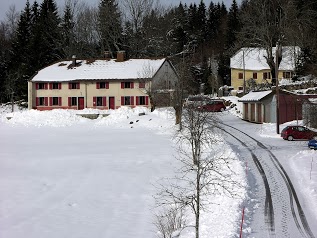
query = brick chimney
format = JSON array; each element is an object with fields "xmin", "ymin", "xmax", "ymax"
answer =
[{"xmin": 116, "ymin": 51, "xmax": 126, "ymax": 62}]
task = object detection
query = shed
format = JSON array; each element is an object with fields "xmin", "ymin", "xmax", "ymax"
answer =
[{"xmin": 239, "ymin": 89, "xmax": 317, "ymax": 124}]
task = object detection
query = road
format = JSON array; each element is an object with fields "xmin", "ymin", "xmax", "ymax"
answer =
[{"xmin": 219, "ymin": 112, "xmax": 317, "ymax": 238}]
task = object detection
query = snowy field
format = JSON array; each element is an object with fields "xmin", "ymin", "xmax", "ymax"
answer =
[
  {"xmin": 0, "ymin": 105, "xmax": 246, "ymax": 238},
  {"xmin": 1, "ymin": 99, "xmax": 316, "ymax": 237}
]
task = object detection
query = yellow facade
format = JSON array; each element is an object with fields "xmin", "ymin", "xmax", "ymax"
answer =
[{"xmin": 231, "ymin": 68, "xmax": 293, "ymax": 90}]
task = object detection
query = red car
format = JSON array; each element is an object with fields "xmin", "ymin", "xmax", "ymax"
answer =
[
  {"xmin": 281, "ymin": 126, "xmax": 317, "ymax": 141},
  {"xmin": 197, "ymin": 99, "xmax": 226, "ymax": 112}
]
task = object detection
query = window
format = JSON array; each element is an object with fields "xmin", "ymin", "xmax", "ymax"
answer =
[
  {"xmin": 263, "ymin": 72, "xmax": 271, "ymax": 79},
  {"xmin": 253, "ymin": 72, "xmax": 257, "ymax": 79},
  {"xmin": 52, "ymin": 83, "xmax": 60, "ymax": 89},
  {"xmin": 94, "ymin": 97, "xmax": 106, "ymax": 106},
  {"xmin": 36, "ymin": 83, "xmax": 47, "ymax": 90},
  {"xmin": 36, "ymin": 97, "xmax": 48, "ymax": 106},
  {"xmin": 139, "ymin": 82, "xmax": 145, "ymax": 88},
  {"xmin": 238, "ymin": 73, "xmax": 243, "ymax": 79},
  {"xmin": 121, "ymin": 96, "xmax": 134, "ymax": 105},
  {"xmin": 52, "ymin": 97, "xmax": 59, "ymax": 106},
  {"xmin": 69, "ymin": 82, "xmax": 80, "ymax": 89},
  {"xmin": 96, "ymin": 82, "xmax": 109, "ymax": 89},
  {"xmin": 238, "ymin": 86, "xmax": 243, "ymax": 91},
  {"xmin": 283, "ymin": 72, "xmax": 291, "ymax": 78},
  {"xmin": 39, "ymin": 97, "xmax": 45, "ymax": 105},
  {"xmin": 136, "ymin": 96, "xmax": 148, "ymax": 105},
  {"xmin": 121, "ymin": 82, "xmax": 134, "ymax": 89}
]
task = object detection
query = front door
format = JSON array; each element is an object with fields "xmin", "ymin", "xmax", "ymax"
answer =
[
  {"xmin": 78, "ymin": 97, "xmax": 85, "ymax": 110},
  {"xmin": 109, "ymin": 97, "xmax": 115, "ymax": 109}
]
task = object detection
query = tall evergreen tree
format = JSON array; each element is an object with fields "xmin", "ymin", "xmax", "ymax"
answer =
[
  {"xmin": 98, "ymin": 0, "xmax": 122, "ymax": 57},
  {"xmin": 61, "ymin": 2, "xmax": 75, "ymax": 58},
  {"xmin": 226, "ymin": 0, "xmax": 240, "ymax": 49},
  {"xmin": 8, "ymin": 0, "xmax": 32, "ymax": 100},
  {"xmin": 196, "ymin": 0, "xmax": 207, "ymax": 45},
  {"xmin": 34, "ymin": 0, "xmax": 63, "ymax": 67},
  {"xmin": 168, "ymin": 3, "xmax": 188, "ymax": 54}
]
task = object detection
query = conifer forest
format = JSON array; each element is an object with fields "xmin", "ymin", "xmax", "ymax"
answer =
[{"xmin": 0, "ymin": 0, "xmax": 317, "ymax": 103}]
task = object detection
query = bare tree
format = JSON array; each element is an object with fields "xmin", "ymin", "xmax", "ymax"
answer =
[
  {"xmin": 121, "ymin": 0, "xmax": 157, "ymax": 33},
  {"xmin": 153, "ymin": 205, "xmax": 186, "ymax": 238},
  {"xmin": 73, "ymin": 4, "xmax": 100, "ymax": 57},
  {"xmin": 5, "ymin": 5, "xmax": 20, "ymax": 39},
  {"xmin": 155, "ymin": 109, "xmax": 241, "ymax": 238}
]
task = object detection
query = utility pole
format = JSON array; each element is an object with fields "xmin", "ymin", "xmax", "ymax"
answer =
[
  {"xmin": 243, "ymin": 50, "xmax": 246, "ymax": 95},
  {"xmin": 275, "ymin": 46, "xmax": 280, "ymax": 134}
]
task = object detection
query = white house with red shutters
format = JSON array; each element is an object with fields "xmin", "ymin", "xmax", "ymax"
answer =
[{"xmin": 28, "ymin": 52, "xmax": 178, "ymax": 110}]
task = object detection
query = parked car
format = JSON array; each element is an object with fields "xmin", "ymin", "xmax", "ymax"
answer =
[
  {"xmin": 197, "ymin": 99, "xmax": 226, "ymax": 112},
  {"xmin": 308, "ymin": 139, "xmax": 317, "ymax": 150},
  {"xmin": 183, "ymin": 95, "xmax": 210, "ymax": 108},
  {"xmin": 281, "ymin": 126, "xmax": 317, "ymax": 141}
]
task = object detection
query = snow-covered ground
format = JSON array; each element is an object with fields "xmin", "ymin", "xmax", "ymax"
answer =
[
  {"xmin": 0, "ymin": 105, "xmax": 246, "ymax": 238},
  {"xmin": 0, "ymin": 99, "xmax": 316, "ymax": 237}
]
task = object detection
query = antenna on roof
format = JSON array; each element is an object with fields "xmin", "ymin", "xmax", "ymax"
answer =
[{"xmin": 72, "ymin": 55, "xmax": 76, "ymax": 66}]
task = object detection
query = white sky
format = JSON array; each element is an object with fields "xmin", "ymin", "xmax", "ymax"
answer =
[{"xmin": 0, "ymin": 0, "xmax": 241, "ymax": 22}]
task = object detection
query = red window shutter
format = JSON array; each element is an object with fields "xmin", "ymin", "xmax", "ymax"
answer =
[
  {"xmin": 130, "ymin": 96, "xmax": 134, "ymax": 105},
  {"xmin": 69, "ymin": 83, "xmax": 71, "ymax": 89},
  {"xmin": 59, "ymin": 83, "xmax": 61, "ymax": 90},
  {"xmin": 68, "ymin": 97, "xmax": 71, "ymax": 106},
  {"xmin": 49, "ymin": 83, "xmax": 52, "ymax": 89},
  {"xmin": 103, "ymin": 97, "xmax": 107, "ymax": 106},
  {"xmin": 93, "ymin": 97, "xmax": 96, "ymax": 106},
  {"xmin": 44, "ymin": 97, "xmax": 48, "ymax": 106},
  {"xmin": 49, "ymin": 97, "xmax": 53, "ymax": 106},
  {"xmin": 36, "ymin": 83, "xmax": 39, "ymax": 90},
  {"xmin": 96, "ymin": 82, "xmax": 100, "ymax": 89},
  {"xmin": 121, "ymin": 82, "xmax": 124, "ymax": 89},
  {"xmin": 45, "ymin": 83, "xmax": 48, "ymax": 90},
  {"xmin": 36, "ymin": 97, "xmax": 39, "ymax": 106},
  {"xmin": 77, "ymin": 83, "xmax": 80, "ymax": 89},
  {"xmin": 146, "ymin": 96, "xmax": 149, "ymax": 105},
  {"xmin": 136, "ymin": 96, "xmax": 139, "ymax": 105},
  {"xmin": 131, "ymin": 82, "xmax": 134, "ymax": 89},
  {"xmin": 58, "ymin": 97, "xmax": 62, "ymax": 106},
  {"xmin": 106, "ymin": 82, "xmax": 109, "ymax": 89},
  {"xmin": 121, "ymin": 96, "xmax": 124, "ymax": 105}
]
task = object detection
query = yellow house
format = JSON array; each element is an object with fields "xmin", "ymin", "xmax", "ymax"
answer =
[
  {"xmin": 28, "ymin": 53, "xmax": 178, "ymax": 110},
  {"xmin": 230, "ymin": 47, "xmax": 300, "ymax": 91}
]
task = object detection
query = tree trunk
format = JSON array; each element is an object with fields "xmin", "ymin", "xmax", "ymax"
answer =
[
  {"xmin": 196, "ymin": 166, "xmax": 200, "ymax": 238},
  {"xmin": 175, "ymin": 106, "xmax": 182, "ymax": 125}
]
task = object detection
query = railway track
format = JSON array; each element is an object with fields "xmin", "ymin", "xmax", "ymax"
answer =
[{"xmin": 217, "ymin": 122, "xmax": 315, "ymax": 238}]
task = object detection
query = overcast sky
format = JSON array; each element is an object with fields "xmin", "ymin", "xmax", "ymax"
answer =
[{"xmin": 0, "ymin": 0, "xmax": 241, "ymax": 22}]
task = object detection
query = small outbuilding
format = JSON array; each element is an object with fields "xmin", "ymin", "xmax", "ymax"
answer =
[{"xmin": 239, "ymin": 89, "xmax": 317, "ymax": 124}]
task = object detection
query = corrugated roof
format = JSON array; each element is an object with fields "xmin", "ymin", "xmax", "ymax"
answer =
[
  {"xmin": 31, "ymin": 58, "xmax": 166, "ymax": 82},
  {"xmin": 230, "ymin": 47, "xmax": 300, "ymax": 71},
  {"xmin": 238, "ymin": 90, "xmax": 272, "ymax": 102}
]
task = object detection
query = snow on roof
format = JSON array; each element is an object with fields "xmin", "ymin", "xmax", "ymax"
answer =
[
  {"xmin": 230, "ymin": 46, "xmax": 300, "ymax": 71},
  {"xmin": 31, "ymin": 58, "xmax": 166, "ymax": 82},
  {"xmin": 238, "ymin": 90, "xmax": 272, "ymax": 102}
]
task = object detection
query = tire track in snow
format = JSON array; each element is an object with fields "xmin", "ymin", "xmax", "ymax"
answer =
[
  {"xmin": 219, "ymin": 122, "xmax": 315, "ymax": 238},
  {"xmin": 217, "ymin": 126, "xmax": 276, "ymax": 237}
]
